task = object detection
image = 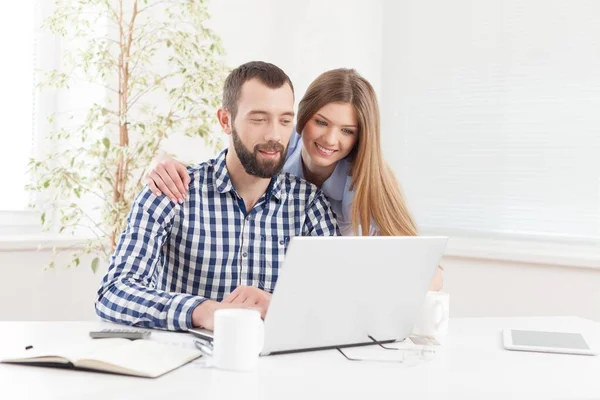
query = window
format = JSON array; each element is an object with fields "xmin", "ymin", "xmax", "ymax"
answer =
[
  {"xmin": 0, "ymin": 2, "xmax": 36, "ymax": 212},
  {"xmin": 381, "ymin": 0, "xmax": 600, "ymax": 244},
  {"xmin": 0, "ymin": 2, "xmax": 41, "ymax": 236}
]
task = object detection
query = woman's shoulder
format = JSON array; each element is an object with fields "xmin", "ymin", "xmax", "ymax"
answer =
[
  {"xmin": 338, "ymin": 159, "xmax": 354, "ymax": 199},
  {"xmin": 286, "ymin": 126, "xmax": 302, "ymax": 156},
  {"xmin": 283, "ymin": 127, "xmax": 304, "ymax": 178}
]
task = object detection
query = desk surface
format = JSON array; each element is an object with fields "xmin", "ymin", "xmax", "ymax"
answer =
[{"xmin": 0, "ymin": 317, "xmax": 599, "ymax": 400}]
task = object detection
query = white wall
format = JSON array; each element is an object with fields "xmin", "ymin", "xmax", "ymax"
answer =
[
  {"xmin": 379, "ymin": 0, "xmax": 600, "ymax": 239},
  {"xmin": 1, "ymin": 249, "xmax": 598, "ymax": 321},
  {"xmin": 444, "ymin": 257, "xmax": 600, "ymax": 321},
  {"xmin": 375, "ymin": 0, "xmax": 600, "ymax": 321},
  {"xmin": 209, "ymin": 0, "xmax": 383, "ymax": 108},
  {"xmin": 0, "ymin": 250, "xmax": 105, "ymax": 321},
  {"xmin": 165, "ymin": 0, "xmax": 384, "ymax": 162}
]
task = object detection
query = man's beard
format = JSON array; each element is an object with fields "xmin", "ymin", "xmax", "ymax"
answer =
[{"xmin": 232, "ymin": 127, "xmax": 287, "ymax": 178}]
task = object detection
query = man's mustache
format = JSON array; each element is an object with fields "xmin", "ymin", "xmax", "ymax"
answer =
[{"xmin": 255, "ymin": 141, "xmax": 285, "ymax": 153}]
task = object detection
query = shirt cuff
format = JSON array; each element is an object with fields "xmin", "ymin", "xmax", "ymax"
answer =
[{"xmin": 166, "ymin": 294, "xmax": 207, "ymax": 331}]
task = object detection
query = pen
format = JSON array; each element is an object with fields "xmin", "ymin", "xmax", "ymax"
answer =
[
  {"xmin": 194, "ymin": 337, "xmax": 213, "ymax": 347},
  {"xmin": 193, "ymin": 340, "xmax": 213, "ymax": 357}
]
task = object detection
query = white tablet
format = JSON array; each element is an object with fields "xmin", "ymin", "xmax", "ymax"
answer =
[{"xmin": 503, "ymin": 329, "xmax": 596, "ymax": 356}]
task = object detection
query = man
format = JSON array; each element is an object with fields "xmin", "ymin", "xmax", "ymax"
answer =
[{"xmin": 95, "ymin": 61, "xmax": 339, "ymax": 331}]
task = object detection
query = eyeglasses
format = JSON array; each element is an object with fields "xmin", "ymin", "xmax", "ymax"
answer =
[
  {"xmin": 336, "ymin": 335, "xmax": 436, "ymax": 365},
  {"xmin": 194, "ymin": 335, "xmax": 436, "ymax": 365}
]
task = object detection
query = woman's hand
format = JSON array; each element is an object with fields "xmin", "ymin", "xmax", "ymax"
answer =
[
  {"xmin": 429, "ymin": 265, "xmax": 444, "ymax": 291},
  {"xmin": 145, "ymin": 154, "xmax": 190, "ymax": 203}
]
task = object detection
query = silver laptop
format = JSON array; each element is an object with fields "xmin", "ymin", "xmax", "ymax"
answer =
[{"xmin": 189, "ymin": 236, "xmax": 448, "ymax": 356}]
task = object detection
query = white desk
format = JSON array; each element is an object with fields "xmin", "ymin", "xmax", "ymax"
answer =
[{"xmin": 0, "ymin": 317, "xmax": 598, "ymax": 399}]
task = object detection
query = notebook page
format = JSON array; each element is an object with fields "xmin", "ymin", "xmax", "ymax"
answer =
[
  {"xmin": 2, "ymin": 338, "xmax": 130, "ymax": 364},
  {"xmin": 78, "ymin": 339, "xmax": 202, "ymax": 377}
]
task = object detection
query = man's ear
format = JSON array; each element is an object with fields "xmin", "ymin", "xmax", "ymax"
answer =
[{"xmin": 217, "ymin": 108, "xmax": 233, "ymax": 135}]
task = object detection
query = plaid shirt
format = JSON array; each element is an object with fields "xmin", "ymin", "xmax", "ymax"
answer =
[{"xmin": 95, "ymin": 150, "xmax": 339, "ymax": 331}]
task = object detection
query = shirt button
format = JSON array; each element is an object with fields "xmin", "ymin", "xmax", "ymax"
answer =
[
  {"xmin": 279, "ymin": 240, "xmax": 285, "ymax": 245},
  {"xmin": 242, "ymin": 252, "xmax": 248, "ymax": 258},
  {"xmin": 245, "ymin": 216, "xmax": 250, "ymax": 221}
]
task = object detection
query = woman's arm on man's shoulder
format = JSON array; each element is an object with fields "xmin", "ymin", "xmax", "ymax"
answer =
[{"xmin": 145, "ymin": 153, "xmax": 190, "ymax": 203}]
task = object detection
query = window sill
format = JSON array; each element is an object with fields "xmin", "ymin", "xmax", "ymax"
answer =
[
  {"xmin": 2, "ymin": 234, "xmax": 599, "ymax": 270},
  {"xmin": 0, "ymin": 235, "xmax": 90, "ymax": 252},
  {"xmin": 444, "ymin": 236, "xmax": 600, "ymax": 271}
]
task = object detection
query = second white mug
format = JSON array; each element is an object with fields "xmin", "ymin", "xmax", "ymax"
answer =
[{"xmin": 412, "ymin": 291, "xmax": 450, "ymax": 338}]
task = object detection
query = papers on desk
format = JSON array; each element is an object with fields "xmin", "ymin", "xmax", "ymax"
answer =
[{"xmin": 1, "ymin": 338, "xmax": 202, "ymax": 378}]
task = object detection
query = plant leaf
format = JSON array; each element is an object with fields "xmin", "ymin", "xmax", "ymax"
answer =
[{"xmin": 91, "ymin": 257, "xmax": 100, "ymax": 274}]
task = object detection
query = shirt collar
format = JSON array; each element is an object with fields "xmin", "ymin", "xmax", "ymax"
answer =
[
  {"xmin": 214, "ymin": 150, "xmax": 234, "ymax": 194},
  {"xmin": 269, "ymin": 173, "xmax": 284, "ymax": 201},
  {"xmin": 213, "ymin": 149, "xmax": 283, "ymax": 202}
]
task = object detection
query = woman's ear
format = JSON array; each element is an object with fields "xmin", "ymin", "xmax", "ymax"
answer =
[{"xmin": 217, "ymin": 108, "xmax": 232, "ymax": 135}]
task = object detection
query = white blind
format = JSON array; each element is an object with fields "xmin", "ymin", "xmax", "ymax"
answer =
[
  {"xmin": 382, "ymin": 0, "xmax": 600, "ymax": 242},
  {"xmin": 0, "ymin": 2, "xmax": 36, "ymax": 211}
]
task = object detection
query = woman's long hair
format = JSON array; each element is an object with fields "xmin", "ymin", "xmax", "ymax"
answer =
[{"xmin": 297, "ymin": 69, "xmax": 418, "ymax": 236}]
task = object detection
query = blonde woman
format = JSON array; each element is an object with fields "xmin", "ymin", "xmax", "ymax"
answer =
[{"xmin": 146, "ymin": 69, "xmax": 444, "ymax": 290}]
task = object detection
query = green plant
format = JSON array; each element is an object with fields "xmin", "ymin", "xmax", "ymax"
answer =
[{"xmin": 27, "ymin": 0, "xmax": 227, "ymax": 272}]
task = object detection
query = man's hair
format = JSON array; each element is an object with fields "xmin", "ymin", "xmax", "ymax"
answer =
[{"xmin": 223, "ymin": 61, "xmax": 294, "ymax": 120}]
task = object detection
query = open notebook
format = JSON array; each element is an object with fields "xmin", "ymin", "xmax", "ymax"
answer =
[{"xmin": 1, "ymin": 338, "xmax": 202, "ymax": 378}]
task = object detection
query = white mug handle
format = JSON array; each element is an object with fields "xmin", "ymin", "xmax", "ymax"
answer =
[{"xmin": 433, "ymin": 300, "xmax": 445, "ymax": 331}]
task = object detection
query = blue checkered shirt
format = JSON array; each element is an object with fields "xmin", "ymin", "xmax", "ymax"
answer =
[{"xmin": 95, "ymin": 150, "xmax": 339, "ymax": 331}]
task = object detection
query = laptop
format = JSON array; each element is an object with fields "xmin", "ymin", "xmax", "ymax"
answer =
[{"xmin": 189, "ymin": 236, "xmax": 448, "ymax": 355}]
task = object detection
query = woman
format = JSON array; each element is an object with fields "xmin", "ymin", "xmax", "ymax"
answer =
[{"xmin": 146, "ymin": 69, "xmax": 443, "ymax": 290}]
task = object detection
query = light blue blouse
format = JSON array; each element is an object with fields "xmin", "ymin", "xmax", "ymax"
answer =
[{"xmin": 283, "ymin": 129, "xmax": 376, "ymax": 236}]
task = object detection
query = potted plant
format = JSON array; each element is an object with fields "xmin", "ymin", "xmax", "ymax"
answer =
[{"xmin": 28, "ymin": 0, "xmax": 227, "ymax": 271}]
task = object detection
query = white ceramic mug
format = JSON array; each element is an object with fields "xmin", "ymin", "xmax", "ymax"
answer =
[
  {"xmin": 412, "ymin": 291, "xmax": 450, "ymax": 337},
  {"xmin": 212, "ymin": 309, "xmax": 264, "ymax": 371}
]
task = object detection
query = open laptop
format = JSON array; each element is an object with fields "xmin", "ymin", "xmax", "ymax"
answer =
[{"xmin": 189, "ymin": 236, "xmax": 448, "ymax": 355}]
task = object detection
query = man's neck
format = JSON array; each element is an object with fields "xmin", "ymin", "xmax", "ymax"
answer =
[
  {"xmin": 225, "ymin": 150, "xmax": 272, "ymax": 213},
  {"xmin": 300, "ymin": 148, "xmax": 335, "ymax": 188}
]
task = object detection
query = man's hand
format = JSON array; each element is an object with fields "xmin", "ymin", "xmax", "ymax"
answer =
[
  {"xmin": 222, "ymin": 286, "xmax": 272, "ymax": 319},
  {"xmin": 191, "ymin": 300, "xmax": 254, "ymax": 331},
  {"xmin": 145, "ymin": 153, "xmax": 190, "ymax": 203},
  {"xmin": 191, "ymin": 287, "xmax": 271, "ymax": 330}
]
